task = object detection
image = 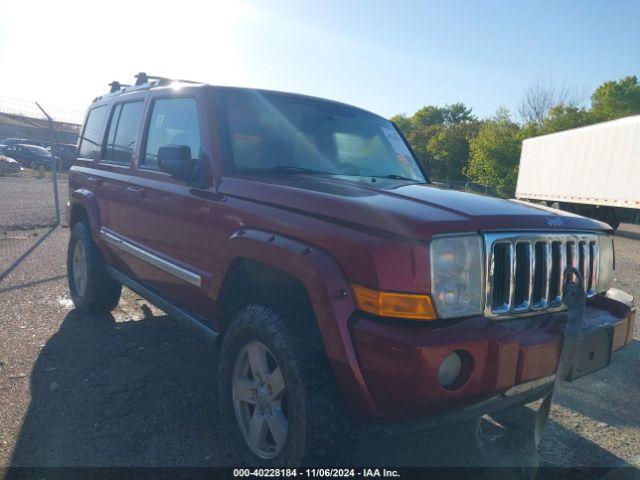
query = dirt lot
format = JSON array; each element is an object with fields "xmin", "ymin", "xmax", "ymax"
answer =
[{"xmin": 0, "ymin": 228, "xmax": 638, "ymax": 469}]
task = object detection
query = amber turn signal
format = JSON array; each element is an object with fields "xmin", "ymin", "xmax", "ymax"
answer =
[{"xmin": 351, "ymin": 284, "xmax": 437, "ymax": 320}]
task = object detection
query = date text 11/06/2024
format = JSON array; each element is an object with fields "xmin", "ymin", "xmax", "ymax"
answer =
[{"xmin": 232, "ymin": 469, "xmax": 400, "ymax": 477}]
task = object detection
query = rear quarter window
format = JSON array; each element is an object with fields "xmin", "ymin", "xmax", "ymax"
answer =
[{"xmin": 78, "ymin": 105, "xmax": 109, "ymax": 160}]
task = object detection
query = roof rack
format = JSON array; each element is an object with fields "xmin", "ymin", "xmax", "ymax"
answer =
[
  {"xmin": 134, "ymin": 72, "xmax": 201, "ymax": 86},
  {"xmin": 108, "ymin": 81, "xmax": 132, "ymax": 93},
  {"xmin": 96, "ymin": 73, "xmax": 203, "ymax": 103}
]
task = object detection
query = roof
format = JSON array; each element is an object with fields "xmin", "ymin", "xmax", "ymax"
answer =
[{"xmin": 92, "ymin": 73, "xmax": 383, "ymax": 119}]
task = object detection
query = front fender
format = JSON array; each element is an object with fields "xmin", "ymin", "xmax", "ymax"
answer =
[{"xmin": 209, "ymin": 228, "xmax": 381, "ymax": 418}]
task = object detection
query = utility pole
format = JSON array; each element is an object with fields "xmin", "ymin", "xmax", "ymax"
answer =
[{"xmin": 35, "ymin": 102, "xmax": 60, "ymax": 226}]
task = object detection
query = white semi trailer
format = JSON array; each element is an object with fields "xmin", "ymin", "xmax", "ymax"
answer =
[{"xmin": 516, "ymin": 114, "xmax": 640, "ymax": 230}]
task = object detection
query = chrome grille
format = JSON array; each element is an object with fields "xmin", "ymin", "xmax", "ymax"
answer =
[{"xmin": 484, "ymin": 233, "xmax": 599, "ymax": 317}]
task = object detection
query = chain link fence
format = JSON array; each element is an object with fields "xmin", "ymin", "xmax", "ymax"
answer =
[{"xmin": 0, "ymin": 98, "xmax": 81, "ymax": 282}]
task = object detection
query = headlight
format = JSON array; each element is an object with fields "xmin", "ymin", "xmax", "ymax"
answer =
[
  {"xmin": 596, "ymin": 235, "xmax": 614, "ymax": 293},
  {"xmin": 430, "ymin": 234, "xmax": 484, "ymax": 318}
]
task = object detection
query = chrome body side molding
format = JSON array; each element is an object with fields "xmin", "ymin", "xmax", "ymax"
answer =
[{"xmin": 100, "ymin": 228, "xmax": 202, "ymax": 287}]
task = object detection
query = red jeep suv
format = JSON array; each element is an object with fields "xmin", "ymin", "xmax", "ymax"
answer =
[{"xmin": 67, "ymin": 73, "xmax": 635, "ymax": 466}]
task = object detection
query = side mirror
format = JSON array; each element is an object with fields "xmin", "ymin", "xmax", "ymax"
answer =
[{"xmin": 158, "ymin": 145, "xmax": 194, "ymax": 179}]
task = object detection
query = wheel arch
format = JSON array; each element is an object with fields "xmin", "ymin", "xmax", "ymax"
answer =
[
  {"xmin": 215, "ymin": 257, "xmax": 314, "ymax": 333},
  {"xmin": 209, "ymin": 228, "xmax": 380, "ymax": 418},
  {"xmin": 69, "ymin": 189, "xmax": 101, "ymax": 235}
]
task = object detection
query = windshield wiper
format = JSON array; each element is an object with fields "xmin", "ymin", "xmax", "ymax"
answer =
[
  {"xmin": 246, "ymin": 165, "xmax": 334, "ymax": 176},
  {"xmin": 372, "ymin": 174, "xmax": 423, "ymax": 182}
]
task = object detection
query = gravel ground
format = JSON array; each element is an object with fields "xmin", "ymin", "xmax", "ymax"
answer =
[{"xmin": 0, "ymin": 228, "xmax": 638, "ymax": 471}]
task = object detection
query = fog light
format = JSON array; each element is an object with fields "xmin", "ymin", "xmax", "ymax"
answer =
[{"xmin": 438, "ymin": 351, "xmax": 462, "ymax": 388}]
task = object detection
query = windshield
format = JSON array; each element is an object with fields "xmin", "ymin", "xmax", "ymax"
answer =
[{"xmin": 221, "ymin": 90, "xmax": 426, "ymax": 182}]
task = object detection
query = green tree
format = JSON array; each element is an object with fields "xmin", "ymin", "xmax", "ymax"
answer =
[
  {"xmin": 465, "ymin": 108, "xmax": 521, "ymax": 197},
  {"xmin": 390, "ymin": 102, "xmax": 476, "ymax": 178},
  {"xmin": 444, "ymin": 102, "xmax": 475, "ymax": 125},
  {"xmin": 539, "ymin": 104, "xmax": 592, "ymax": 134},
  {"xmin": 426, "ymin": 121, "xmax": 480, "ymax": 180},
  {"xmin": 410, "ymin": 103, "xmax": 475, "ymax": 128},
  {"xmin": 405, "ymin": 124, "xmax": 443, "ymax": 173},
  {"xmin": 390, "ymin": 114, "xmax": 413, "ymax": 135},
  {"xmin": 590, "ymin": 75, "xmax": 640, "ymax": 121},
  {"xmin": 412, "ymin": 105, "xmax": 446, "ymax": 127}
]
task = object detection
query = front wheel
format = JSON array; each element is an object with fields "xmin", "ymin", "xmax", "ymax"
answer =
[
  {"xmin": 67, "ymin": 222, "xmax": 121, "ymax": 314},
  {"xmin": 218, "ymin": 305, "xmax": 355, "ymax": 466}
]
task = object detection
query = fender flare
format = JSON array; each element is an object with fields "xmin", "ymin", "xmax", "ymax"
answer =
[
  {"xmin": 209, "ymin": 228, "xmax": 380, "ymax": 417},
  {"xmin": 69, "ymin": 189, "xmax": 102, "ymax": 235}
]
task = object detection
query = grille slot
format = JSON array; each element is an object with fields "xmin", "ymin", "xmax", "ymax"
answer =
[
  {"xmin": 485, "ymin": 233, "xmax": 599, "ymax": 317},
  {"xmin": 588, "ymin": 241, "xmax": 598, "ymax": 294},
  {"xmin": 513, "ymin": 242, "xmax": 531, "ymax": 311},
  {"xmin": 549, "ymin": 241, "xmax": 563, "ymax": 304},
  {"xmin": 532, "ymin": 241, "xmax": 548, "ymax": 308},
  {"xmin": 491, "ymin": 243, "xmax": 511, "ymax": 312}
]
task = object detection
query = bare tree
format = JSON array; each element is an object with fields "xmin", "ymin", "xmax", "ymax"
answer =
[{"xmin": 518, "ymin": 79, "xmax": 583, "ymax": 124}]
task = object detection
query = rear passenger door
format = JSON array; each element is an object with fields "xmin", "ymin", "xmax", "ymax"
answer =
[
  {"xmin": 98, "ymin": 100, "xmax": 145, "ymax": 235},
  {"xmin": 122, "ymin": 95, "xmax": 213, "ymax": 316}
]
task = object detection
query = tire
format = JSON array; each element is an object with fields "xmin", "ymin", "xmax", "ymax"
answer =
[
  {"xmin": 218, "ymin": 304, "xmax": 356, "ymax": 466},
  {"xmin": 67, "ymin": 221, "xmax": 121, "ymax": 314}
]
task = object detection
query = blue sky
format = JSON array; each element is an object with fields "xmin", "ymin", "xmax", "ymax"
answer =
[{"xmin": 1, "ymin": 0, "xmax": 638, "ymax": 120}]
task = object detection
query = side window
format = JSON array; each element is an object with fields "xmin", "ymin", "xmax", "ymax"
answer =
[
  {"xmin": 78, "ymin": 105, "xmax": 109, "ymax": 160},
  {"xmin": 142, "ymin": 98, "xmax": 201, "ymax": 170},
  {"xmin": 103, "ymin": 101, "xmax": 143, "ymax": 165},
  {"xmin": 104, "ymin": 104, "xmax": 122, "ymax": 161}
]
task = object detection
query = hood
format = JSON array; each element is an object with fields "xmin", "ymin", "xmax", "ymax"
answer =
[{"xmin": 221, "ymin": 175, "xmax": 610, "ymax": 241}]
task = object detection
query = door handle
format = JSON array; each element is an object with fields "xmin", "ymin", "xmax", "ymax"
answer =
[
  {"xmin": 87, "ymin": 176, "xmax": 103, "ymax": 185},
  {"xmin": 126, "ymin": 186, "xmax": 146, "ymax": 198}
]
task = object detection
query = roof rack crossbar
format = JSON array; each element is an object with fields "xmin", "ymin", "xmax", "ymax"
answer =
[
  {"xmin": 108, "ymin": 81, "xmax": 132, "ymax": 93},
  {"xmin": 134, "ymin": 72, "xmax": 201, "ymax": 86}
]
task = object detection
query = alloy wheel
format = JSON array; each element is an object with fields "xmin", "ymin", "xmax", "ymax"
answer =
[
  {"xmin": 232, "ymin": 341, "xmax": 288, "ymax": 459},
  {"xmin": 72, "ymin": 241, "xmax": 88, "ymax": 298}
]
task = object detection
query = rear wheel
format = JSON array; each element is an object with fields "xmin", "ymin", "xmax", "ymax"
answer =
[
  {"xmin": 67, "ymin": 222, "xmax": 121, "ymax": 314},
  {"xmin": 218, "ymin": 304, "xmax": 355, "ymax": 466}
]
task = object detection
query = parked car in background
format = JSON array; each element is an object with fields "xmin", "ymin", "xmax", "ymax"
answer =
[
  {"xmin": 49, "ymin": 143, "xmax": 77, "ymax": 170},
  {"xmin": 1, "ymin": 137, "xmax": 47, "ymax": 147},
  {"xmin": 67, "ymin": 73, "xmax": 635, "ymax": 466},
  {"xmin": 0, "ymin": 154, "xmax": 20, "ymax": 175},
  {"xmin": 1, "ymin": 138, "xmax": 32, "ymax": 146},
  {"xmin": 4, "ymin": 144, "xmax": 57, "ymax": 170}
]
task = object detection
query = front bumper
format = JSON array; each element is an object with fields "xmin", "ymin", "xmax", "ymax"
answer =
[{"xmin": 351, "ymin": 289, "xmax": 635, "ymax": 424}]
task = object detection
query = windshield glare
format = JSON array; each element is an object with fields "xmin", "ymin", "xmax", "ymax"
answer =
[{"xmin": 222, "ymin": 91, "xmax": 425, "ymax": 182}]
